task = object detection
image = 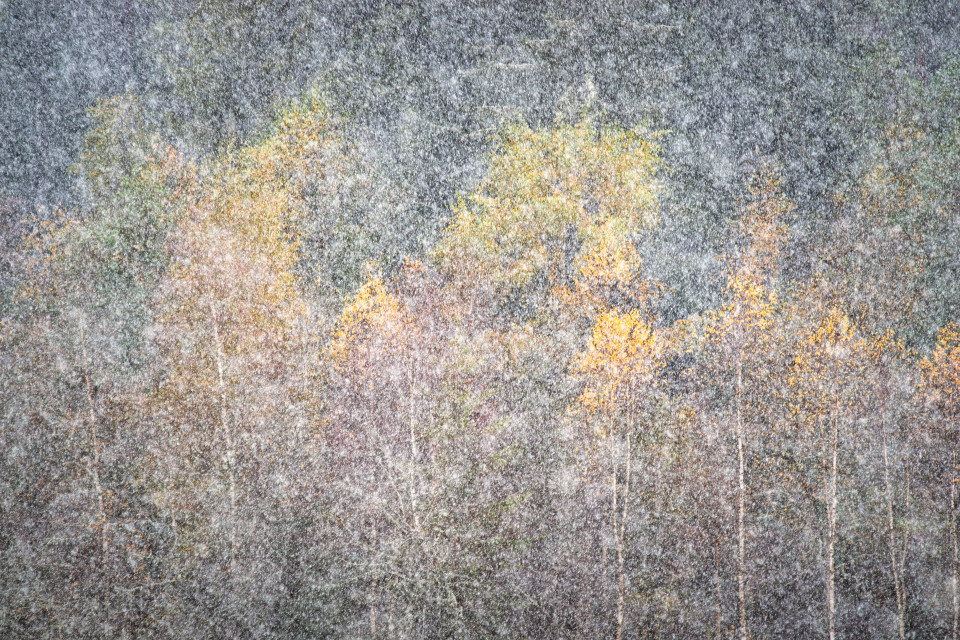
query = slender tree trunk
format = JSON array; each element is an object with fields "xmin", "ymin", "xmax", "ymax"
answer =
[
  {"xmin": 210, "ymin": 303, "xmax": 238, "ymax": 573},
  {"xmin": 715, "ymin": 535, "xmax": 724, "ymax": 640},
  {"xmin": 814, "ymin": 416, "xmax": 826, "ymax": 628},
  {"xmin": 601, "ymin": 412, "xmax": 611, "ymax": 587},
  {"xmin": 827, "ymin": 396, "xmax": 839, "ymax": 640},
  {"xmin": 615, "ymin": 414, "xmax": 632, "ymax": 640},
  {"xmin": 407, "ymin": 364, "xmax": 421, "ymax": 533},
  {"xmin": 388, "ymin": 594, "xmax": 395, "ymax": 638},
  {"xmin": 736, "ymin": 358, "xmax": 747, "ymax": 640},
  {"xmin": 79, "ymin": 323, "xmax": 108, "ymax": 559},
  {"xmin": 610, "ymin": 424, "xmax": 619, "ymax": 638},
  {"xmin": 408, "ymin": 364, "xmax": 419, "ymax": 463},
  {"xmin": 901, "ymin": 469, "xmax": 910, "ymax": 588},
  {"xmin": 601, "ymin": 536, "xmax": 608, "ymax": 585},
  {"xmin": 952, "ymin": 448, "xmax": 958, "ymax": 640},
  {"xmin": 880, "ymin": 383, "xmax": 905, "ymax": 640}
]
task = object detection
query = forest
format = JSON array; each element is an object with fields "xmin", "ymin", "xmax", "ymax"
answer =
[{"xmin": 3, "ymin": 1, "xmax": 960, "ymax": 638}]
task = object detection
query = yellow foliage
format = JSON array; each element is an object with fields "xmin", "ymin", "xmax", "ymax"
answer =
[
  {"xmin": 326, "ymin": 274, "xmax": 410, "ymax": 370},
  {"xmin": 572, "ymin": 309, "xmax": 662, "ymax": 426},
  {"xmin": 788, "ymin": 303, "xmax": 870, "ymax": 422},
  {"xmin": 435, "ymin": 118, "xmax": 662, "ymax": 314},
  {"xmin": 705, "ymin": 170, "xmax": 792, "ymax": 352},
  {"xmin": 921, "ymin": 323, "xmax": 960, "ymax": 416},
  {"xmin": 155, "ymin": 101, "xmax": 335, "ymax": 399}
]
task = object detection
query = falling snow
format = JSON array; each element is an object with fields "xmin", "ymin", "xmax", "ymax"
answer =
[{"xmin": 3, "ymin": 2, "xmax": 960, "ymax": 639}]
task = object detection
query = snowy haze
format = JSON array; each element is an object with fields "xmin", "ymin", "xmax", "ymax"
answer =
[{"xmin": 2, "ymin": 1, "xmax": 960, "ymax": 638}]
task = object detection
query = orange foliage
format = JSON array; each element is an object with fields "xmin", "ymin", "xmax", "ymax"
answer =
[
  {"xmin": 573, "ymin": 309, "xmax": 662, "ymax": 427},
  {"xmin": 921, "ymin": 323, "xmax": 960, "ymax": 418}
]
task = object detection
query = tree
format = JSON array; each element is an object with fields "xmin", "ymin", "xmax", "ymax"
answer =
[
  {"xmin": 864, "ymin": 330, "xmax": 913, "ymax": 640},
  {"xmin": 789, "ymin": 300, "xmax": 870, "ymax": 640},
  {"xmin": 435, "ymin": 117, "xmax": 662, "ymax": 323},
  {"xmin": 322, "ymin": 262, "xmax": 528, "ymax": 638},
  {"xmin": 702, "ymin": 171, "xmax": 791, "ymax": 640},
  {"xmin": 149, "ymin": 99, "xmax": 327, "ymax": 637},
  {"xmin": 433, "ymin": 116, "xmax": 667, "ymax": 637},
  {"xmin": 0, "ymin": 95, "xmax": 192, "ymax": 638},
  {"xmin": 571, "ymin": 308, "xmax": 663, "ymax": 640},
  {"xmin": 921, "ymin": 324, "xmax": 960, "ymax": 639}
]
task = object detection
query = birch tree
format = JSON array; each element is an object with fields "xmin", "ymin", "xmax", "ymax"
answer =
[
  {"xmin": 572, "ymin": 308, "xmax": 663, "ymax": 640},
  {"xmin": 703, "ymin": 171, "xmax": 792, "ymax": 640},
  {"xmin": 921, "ymin": 324, "xmax": 960, "ymax": 640}
]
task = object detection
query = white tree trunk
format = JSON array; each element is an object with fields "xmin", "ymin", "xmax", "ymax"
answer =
[
  {"xmin": 880, "ymin": 384, "xmax": 905, "ymax": 640},
  {"xmin": 827, "ymin": 398, "xmax": 839, "ymax": 640},
  {"xmin": 952, "ymin": 448, "xmax": 958, "ymax": 640},
  {"xmin": 736, "ymin": 358, "xmax": 747, "ymax": 640},
  {"xmin": 210, "ymin": 304, "xmax": 238, "ymax": 573}
]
